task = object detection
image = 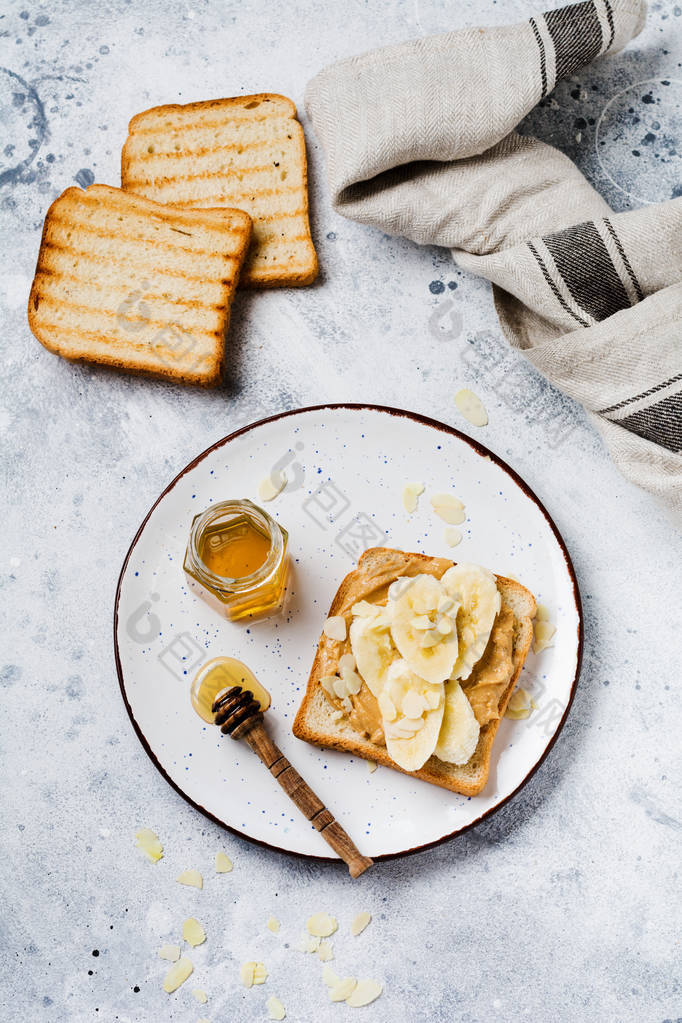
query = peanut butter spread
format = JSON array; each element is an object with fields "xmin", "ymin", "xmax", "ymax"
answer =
[{"xmin": 317, "ymin": 552, "xmax": 516, "ymax": 746}]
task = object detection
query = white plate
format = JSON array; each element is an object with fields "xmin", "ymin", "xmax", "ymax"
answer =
[{"xmin": 114, "ymin": 405, "xmax": 582, "ymax": 861}]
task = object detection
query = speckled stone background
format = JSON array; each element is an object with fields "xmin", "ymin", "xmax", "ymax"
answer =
[{"xmin": 1, "ymin": 1, "xmax": 681, "ymax": 1021}]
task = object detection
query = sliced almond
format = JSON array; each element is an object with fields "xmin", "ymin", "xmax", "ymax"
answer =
[
  {"xmin": 402, "ymin": 690, "xmax": 425, "ymax": 718},
  {"xmin": 351, "ymin": 911, "xmax": 371, "ymax": 936},
  {"xmin": 419, "ymin": 629, "xmax": 442, "ymax": 648},
  {"xmin": 267, "ymin": 916, "xmax": 280, "ymax": 934},
  {"xmin": 444, "ymin": 526, "xmax": 462, "ymax": 547},
  {"xmin": 253, "ymin": 963, "xmax": 268, "ymax": 985},
  {"xmin": 437, "ymin": 615, "xmax": 453, "ymax": 634},
  {"xmin": 182, "ymin": 917, "xmax": 206, "ymax": 947},
  {"xmin": 366, "ymin": 760, "xmax": 378, "ymax": 773},
  {"xmin": 505, "ymin": 687, "xmax": 533, "ymax": 720},
  {"xmin": 333, "ymin": 677, "xmax": 349, "ymax": 699},
  {"xmin": 266, "ymin": 995, "xmax": 286, "ymax": 1020},
  {"xmin": 323, "ymin": 965, "xmax": 340, "ymax": 988},
  {"xmin": 215, "ymin": 852, "xmax": 233, "ymax": 873},
  {"xmin": 341, "ymin": 695, "xmax": 352, "ymax": 713},
  {"xmin": 192, "ymin": 988, "xmax": 208, "ymax": 1004},
  {"xmin": 346, "ymin": 978, "xmax": 383, "ymax": 1007},
  {"xmin": 377, "ymin": 691, "xmax": 397, "ymax": 722},
  {"xmin": 320, "ymin": 675, "xmax": 338, "ymax": 699},
  {"xmin": 329, "ymin": 978, "xmax": 357, "ymax": 1002},
  {"xmin": 323, "ymin": 616, "xmax": 347, "ymax": 642},
  {"xmin": 423, "ymin": 688, "xmax": 442, "ymax": 710},
  {"xmin": 430, "ymin": 494, "xmax": 466, "ymax": 525},
  {"xmin": 455, "ymin": 387, "xmax": 488, "ymax": 427},
  {"xmin": 317, "ymin": 939, "xmax": 333, "ymax": 962},
  {"xmin": 410, "ymin": 614, "xmax": 433, "ymax": 630},
  {"xmin": 331, "ymin": 709, "xmax": 345, "ymax": 723},
  {"xmin": 176, "ymin": 869, "xmax": 203, "ymax": 889},
  {"xmin": 158, "ymin": 944, "xmax": 180, "ymax": 962},
  {"xmin": 135, "ymin": 827, "xmax": 163, "ymax": 863},
  {"xmin": 338, "ymin": 652, "xmax": 356, "ymax": 673},
  {"xmin": 240, "ymin": 962, "xmax": 256, "ymax": 988},
  {"xmin": 402, "ymin": 482, "xmax": 425, "ymax": 514},
  {"xmin": 351, "ymin": 600, "xmax": 378, "ymax": 617},
  {"xmin": 306, "ymin": 913, "xmax": 338, "ymax": 938},
  {"xmin": 536, "ymin": 602, "xmax": 551, "ymax": 622},
  {"xmin": 163, "ymin": 956, "xmax": 193, "ymax": 993},
  {"xmin": 533, "ymin": 620, "xmax": 556, "ymax": 654},
  {"xmin": 341, "ymin": 668, "xmax": 363, "ymax": 695},
  {"xmin": 296, "ymin": 933, "xmax": 320, "ymax": 953},
  {"xmin": 258, "ymin": 472, "xmax": 286, "ymax": 502}
]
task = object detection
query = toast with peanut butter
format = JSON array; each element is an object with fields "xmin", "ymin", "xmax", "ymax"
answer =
[
  {"xmin": 292, "ymin": 547, "xmax": 536, "ymax": 796},
  {"xmin": 121, "ymin": 94, "xmax": 318, "ymax": 288}
]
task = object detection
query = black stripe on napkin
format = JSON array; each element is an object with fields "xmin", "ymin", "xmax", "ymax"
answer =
[
  {"xmin": 617, "ymin": 392, "xmax": 682, "ymax": 453},
  {"xmin": 599, "ymin": 373, "xmax": 682, "ymax": 415},
  {"xmin": 527, "ymin": 241, "xmax": 590, "ymax": 327},
  {"xmin": 603, "ymin": 217, "xmax": 644, "ymax": 302},
  {"xmin": 529, "ymin": 17, "xmax": 548, "ymax": 99},
  {"xmin": 543, "ymin": 1, "xmax": 603, "ymax": 80},
  {"xmin": 604, "ymin": 0, "xmax": 616, "ymax": 50},
  {"xmin": 542, "ymin": 221, "xmax": 631, "ymax": 322}
]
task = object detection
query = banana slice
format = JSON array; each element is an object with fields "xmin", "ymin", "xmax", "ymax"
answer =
[
  {"xmin": 349, "ymin": 612, "xmax": 396, "ymax": 697},
  {"xmin": 388, "ymin": 574, "xmax": 459, "ymax": 685},
  {"xmin": 441, "ymin": 564, "xmax": 501, "ymax": 679},
  {"xmin": 382, "ymin": 660, "xmax": 444, "ymax": 771},
  {"xmin": 434, "ymin": 680, "xmax": 480, "ymax": 764}
]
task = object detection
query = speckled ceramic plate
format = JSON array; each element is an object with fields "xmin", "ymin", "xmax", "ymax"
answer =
[{"xmin": 114, "ymin": 405, "xmax": 582, "ymax": 861}]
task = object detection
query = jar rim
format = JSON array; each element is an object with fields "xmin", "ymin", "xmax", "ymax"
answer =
[{"xmin": 186, "ymin": 499, "xmax": 285, "ymax": 593}]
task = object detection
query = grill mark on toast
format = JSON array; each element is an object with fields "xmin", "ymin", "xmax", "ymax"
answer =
[
  {"xmin": 47, "ymin": 214, "xmax": 248, "ymax": 259},
  {"xmin": 128, "ymin": 111, "xmax": 297, "ymax": 135},
  {"xmin": 32, "ymin": 321, "xmax": 216, "ymax": 360},
  {"xmin": 41, "ymin": 240, "xmax": 238, "ymax": 287},
  {"xmin": 125, "ymin": 163, "xmax": 298, "ymax": 188},
  {"xmin": 34, "ymin": 293, "xmax": 223, "ymax": 336},
  {"xmin": 33, "ymin": 270, "xmax": 228, "ymax": 312}
]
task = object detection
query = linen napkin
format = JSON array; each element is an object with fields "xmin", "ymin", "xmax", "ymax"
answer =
[{"xmin": 305, "ymin": 0, "xmax": 682, "ymax": 525}]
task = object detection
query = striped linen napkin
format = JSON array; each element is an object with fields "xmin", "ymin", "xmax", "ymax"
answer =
[{"xmin": 305, "ymin": 0, "xmax": 681, "ymax": 525}]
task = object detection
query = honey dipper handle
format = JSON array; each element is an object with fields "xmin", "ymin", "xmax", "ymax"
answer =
[{"xmin": 244, "ymin": 720, "xmax": 373, "ymax": 878}]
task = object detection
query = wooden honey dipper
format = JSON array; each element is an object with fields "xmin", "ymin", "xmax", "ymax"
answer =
[{"xmin": 211, "ymin": 684, "xmax": 373, "ymax": 878}]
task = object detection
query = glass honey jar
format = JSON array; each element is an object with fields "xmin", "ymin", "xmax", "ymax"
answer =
[{"xmin": 183, "ymin": 499, "xmax": 288, "ymax": 622}]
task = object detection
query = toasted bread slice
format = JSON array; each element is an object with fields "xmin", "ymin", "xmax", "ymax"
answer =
[
  {"xmin": 121, "ymin": 94, "xmax": 318, "ymax": 288},
  {"xmin": 28, "ymin": 184, "xmax": 251, "ymax": 386},
  {"xmin": 292, "ymin": 547, "xmax": 537, "ymax": 796}
]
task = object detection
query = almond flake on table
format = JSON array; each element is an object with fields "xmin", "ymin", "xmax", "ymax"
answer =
[
  {"xmin": 162, "ymin": 956, "xmax": 193, "ymax": 993},
  {"xmin": 454, "ymin": 388, "xmax": 488, "ymax": 427},
  {"xmin": 323, "ymin": 965, "xmax": 340, "ymax": 988},
  {"xmin": 350, "ymin": 911, "xmax": 371, "ymax": 936},
  {"xmin": 317, "ymin": 939, "xmax": 333, "ymax": 961},
  {"xmin": 215, "ymin": 851, "xmax": 233, "ymax": 873},
  {"xmin": 135, "ymin": 827, "xmax": 163, "ymax": 863},
  {"xmin": 240, "ymin": 961, "xmax": 267, "ymax": 987},
  {"xmin": 176, "ymin": 869, "xmax": 203, "ymax": 889},
  {"xmin": 266, "ymin": 995, "xmax": 286, "ymax": 1020},
  {"xmin": 182, "ymin": 917, "xmax": 206, "ymax": 947},
  {"xmin": 329, "ymin": 978, "xmax": 358, "ymax": 1002},
  {"xmin": 158, "ymin": 944, "xmax": 180, "ymax": 962},
  {"xmin": 192, "ymin": 988, "xmax": 208, "ymax": 1004},
  {"xmin": 306, "ymin": 913, "xmax": 338, "ymax": 937},
  {"xmin": 267, "ymin": 915, "xmax": 280, "ymax": 934},
  {"xmin": 346, "ymin": 979, "xmax": 383, "ymax": 1007}
]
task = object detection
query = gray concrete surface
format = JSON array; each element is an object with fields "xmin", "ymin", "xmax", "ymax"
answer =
[{"xmin": 1, "ymin": 1, "xmax": 680, "ymax": 1020}]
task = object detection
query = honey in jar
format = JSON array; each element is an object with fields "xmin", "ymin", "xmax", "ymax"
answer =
[{"xmin": 183, "ymin": 499, "xmax": 288, "ymax": 621}]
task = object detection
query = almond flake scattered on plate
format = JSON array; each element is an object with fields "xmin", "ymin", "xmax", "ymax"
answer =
[
  {"xmin": 444, "ymin": 526, "xmax": 462, "ymax": 547},
  {"xmin": 430, "ymin": 494, "xmax": 466, "ymax": 525},
  {"xmin": 176, "ymin": 869, "xmax": 203, "ymax": 889},
  {"xmin": 306, "ymin": 913, "xmax": 338, "ymax": 938},
  {"xmin": 350, "ymin": 912, "xmax": 371, "ymax": 936},
  {"xmin": 366, "ymin": 760, "xmax": 377, "ymax": 773},
  {"xmin": 258, "ymin": 472, "xmax": 286, "ymax": 502},
  {"xmin": 135, "ymin": 828, "xmax": 163, "ymax": 863},
  {"xmin": 402, "ymin": 482, "xmax": 425, "ymax": 514},
  {"xmin": 533, "ymin": 620, "xmax": 557, "ymax": 654},
  {"xmin": 215, "ymin": 851, "xmax": 233, "ymax": 873},
  {"xmin": 505, "ymin": 687, "xmax": 534, "ymax": 720},
  {"xmin": 267, "ymin": 916, "xmax": 280, "ymax": 934},
  {"xmin": 162, "ymin": 956, "xmax": 193, "ymax": 993},
  {"xmin": 192, "ymin": 988, "xmax": 208, "ymax": 1004}
]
